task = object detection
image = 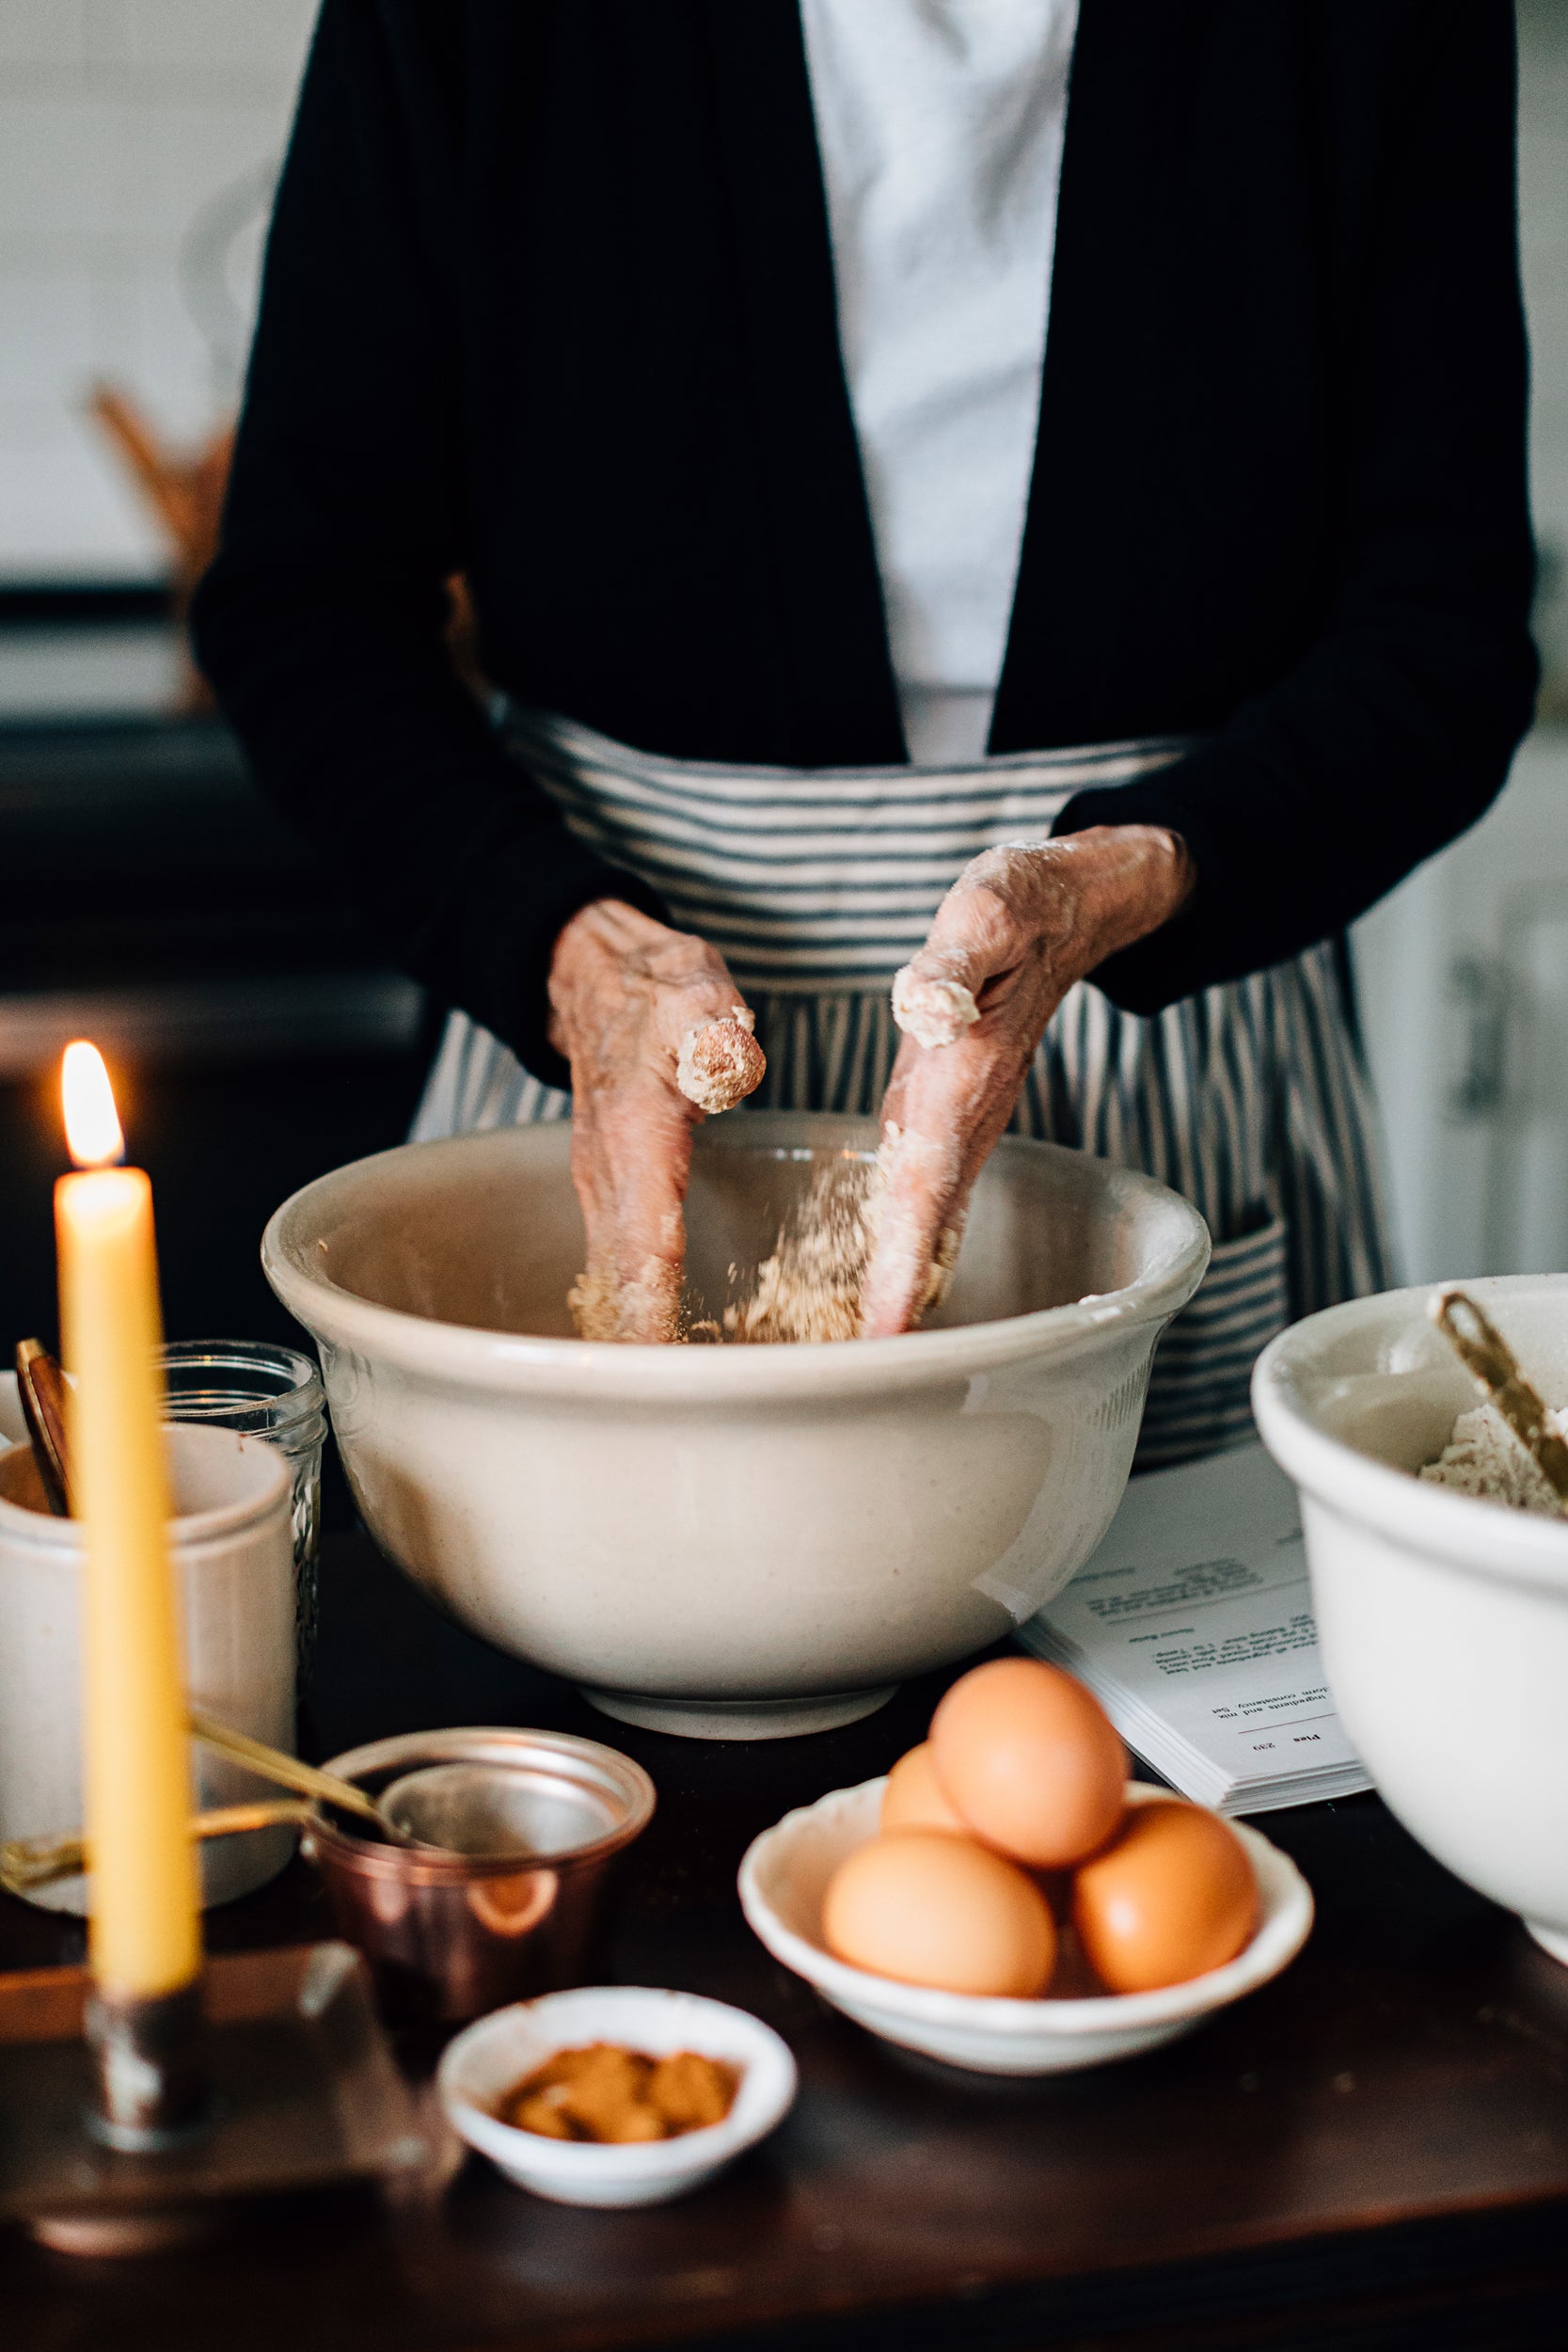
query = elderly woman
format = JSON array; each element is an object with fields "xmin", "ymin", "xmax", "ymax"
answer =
[{"xmin": 195, "ymin": 1, "xmax": 1535, "ymax": 1463}]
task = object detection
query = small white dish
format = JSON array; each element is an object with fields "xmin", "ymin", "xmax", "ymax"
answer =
[
  {"xmin": 738, "ymin": 1780, "xmax": 1312, "ymax": 2075},
  {"xmin": 436, "ymin": 1985, "xmax": 798, "ymax": 2207}
]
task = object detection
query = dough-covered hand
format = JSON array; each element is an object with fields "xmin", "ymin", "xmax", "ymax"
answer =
[
  {"xmin": 860, "ymin": 828, "xmax": 1193, "ymax": 1339},
  {"xmin": 547, "ymin": 899, "xmax": 765, "ymax": 1341}
]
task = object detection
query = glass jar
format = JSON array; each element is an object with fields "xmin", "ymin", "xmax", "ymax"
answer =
[{"xmin": 158, "ymin": 1340, "xmax": 327, "ymax": 1678}]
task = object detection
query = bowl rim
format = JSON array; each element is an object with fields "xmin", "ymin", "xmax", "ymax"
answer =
[
  {"xmin": 261, "ymin": 1118, "xmax": 1212, "ymax": 1401},
  {"xmin": 736, "ymin": 1778, "xmax": 1313, "ymax": 2038},
  {"xmin": 0, "ymin": 1413, "xmax": 289, "ymax": 1552},
  {"xmin": 436, "ymin": 1984, "xmax": 798, "ymax": 2181},
  {"xmin": 1252, "ymin": 1276, "xmax": 1568, "ymax": 1593},
  {"xmin": 304, "ymin": 1726, "xmax": 657, "ymax": 1883}
]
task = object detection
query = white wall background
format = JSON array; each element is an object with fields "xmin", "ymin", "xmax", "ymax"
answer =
[
  {"xmin": 1352, "ymin": 5, "xmax": 1568, "ymax": 1288},
  {"xmin": 0, "ymin": 0, "xmax": 316, "ymax": 581}
]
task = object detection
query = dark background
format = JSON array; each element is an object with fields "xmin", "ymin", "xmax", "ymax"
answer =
[
  {"xmin": 0, "ymin": 1048, "xmax": 428, "ymax": 1358},
  {"xmin": 0, "ymin": 677, "xmax": 432, "ymax": 1381}
]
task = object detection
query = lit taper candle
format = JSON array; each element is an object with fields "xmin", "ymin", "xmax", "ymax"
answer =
[{"xmin": 55, "ymin": 1041, "xmax": 204, "ymax": 2141}]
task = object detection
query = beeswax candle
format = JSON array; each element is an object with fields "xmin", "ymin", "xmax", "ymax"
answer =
[{"xmin": 55, "ymin": 1041, "xmax": 200, "ymax": 2001}]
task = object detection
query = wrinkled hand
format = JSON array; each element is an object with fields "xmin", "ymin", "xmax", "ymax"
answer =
[
  {"xmin": 547, "ymin": 899, "xmax": 765, "ymax": 1341},
  {"xmin": 859, "ymin": 827, "xmax": 1194, "ymax": 1338}
]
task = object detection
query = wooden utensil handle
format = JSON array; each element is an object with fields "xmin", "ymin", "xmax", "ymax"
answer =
[
  {"xmin": 1, "ymin": 1802, "xmax": 313, "ymax": 1897},
  {"xmin": 1432, "ymin": 1290, "xmax": 1568, "ymax": 1505},
  {"xmin": 187, "ymin": 1709, "xmax": 385, "ymax": 1828},
  {"xmin": 14, "ymin": 1340, "xmax": 73, "ymax": 1517}
]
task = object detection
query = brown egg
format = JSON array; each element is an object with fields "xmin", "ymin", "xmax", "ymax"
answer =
[
  {"xmin": 822, "ymin": 1831, "xmax": 1055, "ymax": 1997},
  {"xmin": 881, "ymin": 1742, "xmax": 970, "ymax": 1836},
  {"xmin": 929, "ymin": 1657, "xmax": 1126, "ymax": 1868},
  {"xmin": 1071, "ymin": 1799, "xmax": 1259, "ymax": 1993}
]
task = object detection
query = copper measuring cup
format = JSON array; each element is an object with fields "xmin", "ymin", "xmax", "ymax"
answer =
[
  {"xmin": 3, "ymin": 1724, "xmax": 656, "ymax": 2027},
  {"xmin": 302, "ymin": 1728, "xmax": 657, "ymax": 2025}
]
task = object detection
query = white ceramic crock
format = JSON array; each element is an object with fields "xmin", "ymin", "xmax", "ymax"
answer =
[
  {"xmin": 0, "ymin": 1397, "xmax": 296, "ymax": 1912},
  {"xmin": 1252, "ymin": 1274, "xmax": 1568, "ymax": 1962},
  {"xmin": 261, "ymin": 1115, "xmax": 1210, "ymax": 1739}
]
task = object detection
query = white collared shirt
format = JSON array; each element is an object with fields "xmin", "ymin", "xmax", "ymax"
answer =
[{"xmin": 800, "ymin": 0, "xmax": 1080, "ymax": 765}]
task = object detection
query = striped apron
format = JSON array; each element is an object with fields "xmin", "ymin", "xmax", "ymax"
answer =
[{"xmin": 413, "ymin": 707, "xmax": 1394, "ymax": 1466}]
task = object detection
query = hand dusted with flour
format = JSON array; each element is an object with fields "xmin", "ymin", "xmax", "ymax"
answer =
[
  {"xmin": 549, "ymin": 899, "xmax": 765, "ymax": 1342},
  {"xmin": 867, "ymin": 827, "xmax": 1194, "ymax": 1337}
]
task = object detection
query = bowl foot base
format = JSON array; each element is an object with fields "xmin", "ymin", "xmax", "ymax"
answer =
[
  {"xmin": 579, "ymin": 1686, "xmax": 897, "ymax": 1740},
  {"xmin": 1526, "ymin": 1919, "xmax": 1568, "ymax": 1967}
]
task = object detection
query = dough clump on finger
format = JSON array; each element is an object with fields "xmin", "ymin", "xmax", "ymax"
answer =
[
  {"xmin": 892, "ymin": 966, "xmax": 980, "ymax": 1052},
  {"xmin": 675, "ymin": 1011, "xmax": 766, "ymax": 1112}
]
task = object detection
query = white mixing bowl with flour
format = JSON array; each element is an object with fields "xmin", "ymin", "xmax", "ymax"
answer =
[
  {"xmin": 1253, "ymin": 1275, "xmax": 1568, "ymax": 1961},
  {"xmin": 262, "ymin": 1114, "xmax": 1209, "ymax": 1739}
]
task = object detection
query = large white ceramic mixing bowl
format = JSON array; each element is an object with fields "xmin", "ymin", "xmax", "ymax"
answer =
[
  {"xmin": 1253, "ymin": 1274, "xmax": 1568, "ymax": 1961},
  {"xmin": 263, "ymin": 1113, "xmax": 1208, "ymax": 1738}
]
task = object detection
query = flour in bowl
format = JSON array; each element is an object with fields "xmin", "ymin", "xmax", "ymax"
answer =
[
  {"xmin": 709, "ymin": 1158, "xmax": 878, "ymax": 1344},
  {"xmin": 714, "ymin": 1146, "xmax": 962, "ymax": 1344},
  {"xmin": 572, "ymin": 1152, "xmax": 959, "ymax": 1346},
  {"xmin": 1419, "ymin": 1401, "xmax": 1568, "ymax": 1517}
]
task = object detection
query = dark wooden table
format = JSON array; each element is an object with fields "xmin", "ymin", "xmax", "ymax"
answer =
[{"xmin": 8, "ymin": 1531, "xmax": 1568, "ymax": 2352}]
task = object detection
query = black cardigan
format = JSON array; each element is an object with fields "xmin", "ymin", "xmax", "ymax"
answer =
[{"xmin": 192, "ymin": 0, "xmax": 1538, "ymax": 1091}]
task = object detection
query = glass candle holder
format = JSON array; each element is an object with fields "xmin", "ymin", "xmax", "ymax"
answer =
[{"xmin": 158, "ymin": 1341, "xmax": 327, "ymax": 1679}]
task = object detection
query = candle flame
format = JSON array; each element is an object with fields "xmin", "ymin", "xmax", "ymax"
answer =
[{"xmin": 62, "ymin": 1041, "xmax": 125, "ymax": 1169}]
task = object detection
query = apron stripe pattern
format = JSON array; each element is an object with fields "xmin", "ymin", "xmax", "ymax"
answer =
[
  {"xmin": 413, "ymin": 708, "xmax": 1394, "ymax": 1467},
  {"xmin": 489, "ymin": 719, "xmax": 1193, "ymax": 987}
]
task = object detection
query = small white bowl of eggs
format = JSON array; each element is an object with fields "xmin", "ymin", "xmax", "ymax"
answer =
[{"xmin": 738, "ymin": 1660, "xmax": 1312, "ymax": 2075}]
